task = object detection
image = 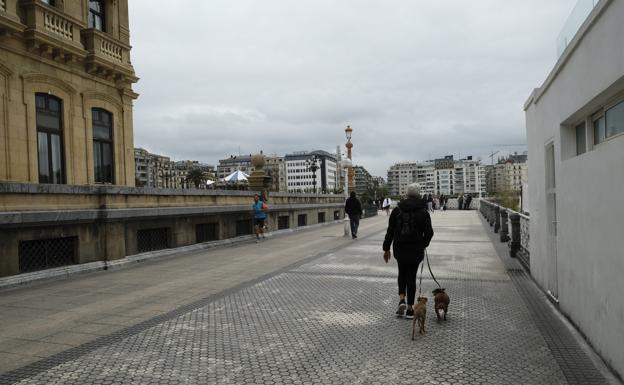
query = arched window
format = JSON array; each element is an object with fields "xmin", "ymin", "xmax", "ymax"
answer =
[
  {"xmin": 92, "ymin": 108, "xmax": 113, "ymax": 183},
  {"xmin": 36, "ymin": 93, "xmax": 65, "ymax": 184},
  {"xmin": 88, "ymin": 0, "xmax": 105, "ymax": 31}
]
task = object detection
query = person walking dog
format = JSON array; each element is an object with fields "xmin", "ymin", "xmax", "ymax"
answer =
[
  {"xmin": 383, "ymin": 183, "xmax": 434, "ymax": 319},
  {"xmin": 345, "ymin": 191, "xmax": 363, "ymax": 239}
]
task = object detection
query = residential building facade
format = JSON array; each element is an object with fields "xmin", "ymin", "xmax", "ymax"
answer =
[
  {"xmin": 217, "ymin": 155, "xmax": 253, "ymax": 180},
  {"xmin": 285, "ymin": 150, "xmax": 337, "ymax": 193},
  {"xmin": 0, "ymin": 0, "xmax": 138, "ymax": 186},
  {"xmin": 388, "ymin": 156, "xmax": 485, "ymax": 198},
  {"xmin": 524, "ymin": 0, "xmax": 624, "ymax": 377},
  {"xmin": 134, "ymin": 148, "xmax": 214, "ymax": 188},
  {"xmin": 353, "ymin": 165, "xmax": 373, "ymax": 196}
]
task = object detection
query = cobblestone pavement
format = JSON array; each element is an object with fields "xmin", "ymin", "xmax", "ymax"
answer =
[{"xmin": 0, "ymin": 211, "xmax": 615, "ymax": 384}]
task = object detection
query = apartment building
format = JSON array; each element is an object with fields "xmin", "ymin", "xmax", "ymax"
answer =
[
  {"xmin": 388, "ymin": 156, "xmax": 485, "ymax": 197},
  {"xmin": 285, "ymin": 150, "xmax": 337, "ymax": 193}
]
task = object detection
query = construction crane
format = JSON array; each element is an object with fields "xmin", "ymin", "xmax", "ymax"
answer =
[{"xmin": 489, "ymin": 151, "xmax": 500, "ymax": 167}]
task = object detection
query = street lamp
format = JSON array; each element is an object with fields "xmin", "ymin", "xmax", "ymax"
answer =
[
  {"xmin": 344, "ymin": 125, "xmax": 354, "ymax": 192},
  {"xmin": 341, "ymin": 158, "xmax": 352, "ymax": 237},
  {"xmin": 305, "ymin": 155, "xmax": 320, "ymax": 193}
]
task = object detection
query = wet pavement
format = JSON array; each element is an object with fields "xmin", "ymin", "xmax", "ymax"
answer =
[{"xmin": 0, "ymin": 211, "xmax": 616, "ymax": 384}]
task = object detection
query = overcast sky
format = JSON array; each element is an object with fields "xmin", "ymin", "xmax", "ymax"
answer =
[{"xmin": 129, "ymin": 0, "xmax": 576, "ymax": 176}]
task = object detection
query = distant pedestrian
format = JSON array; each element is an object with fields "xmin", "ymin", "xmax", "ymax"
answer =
[
  {"xmin": 382, "ymin": 197, "xmax": 392, "ymax": 216},
  {"xmin": 464, "ymin": 194, "xmax": 473, "ymax": 210},
  {"xmin": 383, "ymin": 183, "xmax": 434, "ymax": 319},
  {"xmin": 457, "ymin": 194, "xmax": 464, "ymax": 210},
  {"xmin": 345, "ymin": 192, "xmax": 363, "ymax": 239},
  {"xmin": 252, "ymin": 194, "xmax": 267, "ymax": 242},
  {"xmin": 426, "ymin": 194, "xmax": 433, "ymax": 213}
]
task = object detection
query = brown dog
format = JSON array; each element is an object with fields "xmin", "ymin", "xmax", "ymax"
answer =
[
  {"xmin": 411, "ymin": 296, "xmax": 428, "ymax": 340},
  {"xmin": 432, "ymin": 288, "xmax": 450, "ymax": 321}
]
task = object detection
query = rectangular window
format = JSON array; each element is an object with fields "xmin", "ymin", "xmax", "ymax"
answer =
[
  {"xmin": 88, "ymin": 0, "xmax": 105, "ymax": 31},
  {"xmin": 593, "ymin": 116, "xmax": 605, "ymax": 145},
  {"xmin": 297, "ymin": 214, "xmax": 307, "ymax": 227},
  {"xmin": 575, "ymin": 122, "xmax": 586, "ymax": 155},
  {"xmin": 278, "ymin": 216, "xmax": 289, "ymax": 230},
  {"xmin": 92, "ymin": 108, "xmax": 113, "ymax": 183},
  {"xmin": 36, "ymin": 94, "xmax": 64, "ymax": 184},
  {"xmin": 196, "ymin": 223, "xmax": 218, "ymax": 243},
  {"xmin": 605, "ymin": 100, "xmax": 624, "ymax": 138}
]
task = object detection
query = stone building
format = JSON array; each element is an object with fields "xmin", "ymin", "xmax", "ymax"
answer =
[
  {"xmin": 265, "ymin": 154, "xmax": 287, "ymax": 192},
  {"xmin": 0, "ymin": 0, "xmax": 138, "ymax": 186},
  {"xmin": 489, "ymin": 156, "xmax": 528, "ymax": 194}
]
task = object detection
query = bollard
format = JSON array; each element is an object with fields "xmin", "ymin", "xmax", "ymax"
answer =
[
  {"xmin": 494, "ymin": 205, "xmax": 500, "ymax": 233},
  {"xmin": 500, "ymin": 209, "xmax": 509, "ymax": 242},
  {"xmin": 509, "ymin": 213, "xmax": 520, "ymax": 258}
]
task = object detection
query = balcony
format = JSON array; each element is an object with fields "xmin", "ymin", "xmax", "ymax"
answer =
[
  {"xmin": 0, "ymin": 0, "xmax": 25, "ymax": 34},
  {"xmin": 19, "ymin": 0, "xmax": 86, "ymax": 61},
  {"xmin": 82, "ymin": 28, "xmax": 137, "ymax": 84}
]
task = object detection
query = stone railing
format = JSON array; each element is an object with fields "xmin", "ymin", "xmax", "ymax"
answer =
[
  {"xmin": 81, "ymin": 29, "xmax": 134, "ymax": 79},
  {"xmin": 20, "ymin": 0, "xmax": 86, "ymax": 58},
  {"xmin": 42, "ymin": 8, "xmax": 73, "ymax": 40},
  {"xmin": 0, "ymin": 182, "xmax": 346, "ymax": 278},
  {"xmin": 479, "ymin": 199, "xmax": 530, "ymax": 270}
]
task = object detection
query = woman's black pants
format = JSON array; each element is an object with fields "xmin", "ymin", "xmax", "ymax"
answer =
[{"xmin": 397, "ymin": 257, "xmax": 424, "ymax": 305}]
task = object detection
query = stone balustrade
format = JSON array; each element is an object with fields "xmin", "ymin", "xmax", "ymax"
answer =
[
  {"xmin": 0, "ymin": 182, "xmax": 346, "ymax": 278},
  {"xmin": 20, "ymin": 0, "xmax": 87, "ymax": 60},
  {"xmin": 82, "ymin": 29, "xmax": 135, "ymax": 82},
  {"xmin": 479, "ymin": 199, "xmax": 530, "ymax": 270},
  {"xmin": 1, "ymin": 0, "xmax": 6, "ymax": 11}
]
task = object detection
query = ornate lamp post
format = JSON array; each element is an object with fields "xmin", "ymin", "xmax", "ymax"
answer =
[
  {"xmin": 305, "ymin": 155, "xmax": 320, "ymax": 193},
  {"xmin": 341, "ymin": 158, "xmax": 352, "ymax": 237},
  {"xmin": 345, "ymin": 125, "xmax": 354, "ymax": 192}
]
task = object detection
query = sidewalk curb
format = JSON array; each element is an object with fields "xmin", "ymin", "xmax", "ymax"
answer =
[{"xmin": 0, "ymin": 219, "xmax": 354, "ymax": 291}]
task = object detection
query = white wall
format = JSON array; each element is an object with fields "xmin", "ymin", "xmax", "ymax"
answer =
[{"xmin": 525, "ymin": 0, "xmax": 624, "ymax": 377}]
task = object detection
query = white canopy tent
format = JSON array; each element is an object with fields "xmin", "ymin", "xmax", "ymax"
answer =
[{"xmin": 222, "ymin": 169, "xmax": 249, "ymax": 183}]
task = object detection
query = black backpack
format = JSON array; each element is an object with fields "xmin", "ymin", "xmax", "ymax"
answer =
[{"xmin": 394, "ymin": 208, "xmax": 422, "ymax": 243}]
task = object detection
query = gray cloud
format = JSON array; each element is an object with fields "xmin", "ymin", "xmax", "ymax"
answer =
[{"xmin": 130, "ymin": 0, "xmax": 576, "ymax": 175}]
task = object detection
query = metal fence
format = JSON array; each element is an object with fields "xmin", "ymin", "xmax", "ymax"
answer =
[
  {"xmin": 18, "ymin": 237, "xmax": 77, "ymax": 273},
  {"xmin": 479, "ymin": 199, "xmax": 530, "ymax": 270}
]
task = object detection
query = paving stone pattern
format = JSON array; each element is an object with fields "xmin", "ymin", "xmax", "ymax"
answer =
[{"xmin": 0, "ymin": 212, "xmax": 598, "ymax": 384}]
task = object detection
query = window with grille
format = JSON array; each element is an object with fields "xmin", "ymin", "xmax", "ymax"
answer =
[
  {"xmin": 297, "ymin": 214, "xmax": 307, "ymax": 227},
  {"xmin": 137, "ymin": 228, "xmax": 170, "ymax": 253},
  {"xmin": 92, "ymin": 108, "xmax": 113, "ymax": 183},
  {"xmin": 196, "ymin": 223, "xmax": 218, "ymax": 243},
  {"xmin": 278, "ymin": 216, "xmax": 289, "ymax": 230},
  {"xmin": 18, "ymin": 237, "xmax": 77, "ymax": 273},
  {"xmin": 236, "ymin": 220, "xmax": 252, "ymax": 236},
  {"xmin": 318, "ymin": 212, "xmax": 326, "ymax": 223},
  {"xmin": 36, "ymin": 93, "xmax": 64, "ymax": 184}
]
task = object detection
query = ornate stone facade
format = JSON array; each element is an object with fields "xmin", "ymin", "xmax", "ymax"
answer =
[{"xmin": 0, "ymin": 0, "xmax": 138, "ymax": 186}]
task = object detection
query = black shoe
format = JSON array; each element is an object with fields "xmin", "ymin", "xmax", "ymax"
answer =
[
  {"xmin": 396, "ymin": 302, "xmax": 406, "ymax": 317},
  {"xmin": 405, "ymin": 307, "xmax": 414, "ymax": 319}
]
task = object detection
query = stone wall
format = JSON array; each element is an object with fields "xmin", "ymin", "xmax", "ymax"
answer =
[{"xmin": 0, "ymin": 182, "xmax": 344, "ymax": 277}]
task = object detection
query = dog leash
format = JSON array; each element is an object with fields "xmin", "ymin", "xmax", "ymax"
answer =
[
  {"xmin": 425, "ymin": 249, "xmax": 442, "ymax": 289},
  {"xmin": 418, "ymin": 256, "xmax": 425, "ymax": 297}
]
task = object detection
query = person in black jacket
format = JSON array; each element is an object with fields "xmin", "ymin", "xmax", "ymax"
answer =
[
  {"xmin": 383, "ymin": 183, "xmax": 434, "ymax": 319},
  {"xmin": 344, "ymin": 191, "xmax": 363, "ymax": 239}
]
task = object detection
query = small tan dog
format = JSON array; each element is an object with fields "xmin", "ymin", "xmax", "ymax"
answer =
[
  {"xmin": 432, "ymin": 288, "xmax": 450, "ymax": 321},
  {"xmin": 411, "ymin": 296, "xmax": 428, "ymax": 340}
]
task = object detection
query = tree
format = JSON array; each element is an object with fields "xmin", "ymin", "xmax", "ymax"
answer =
[{"xmin": 186, "ymin": 168, "xmax": 205, "ymax": 189}]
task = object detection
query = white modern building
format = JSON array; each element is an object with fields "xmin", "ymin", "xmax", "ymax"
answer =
[
  {"xmin": 387, "ymin": 156, "xmax": 485, "ymax": 198},
  {"xmin": 285, "ymin": 150, "xmax": 338, "ymax": 193},
  {"xmin": 524, "ymin": 0, "xmax": 624, "ymax": 378}
]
